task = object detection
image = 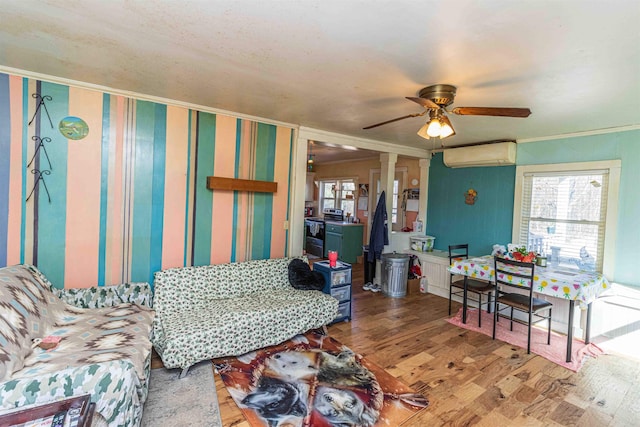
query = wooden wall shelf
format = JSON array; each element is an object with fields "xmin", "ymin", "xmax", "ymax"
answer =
[{"xmin": 206, "ymin": 176, "xmax": 277, "ymax": 193}]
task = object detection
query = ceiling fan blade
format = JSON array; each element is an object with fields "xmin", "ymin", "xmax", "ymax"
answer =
[
  {"xmin": 450, "ymin": 107, "xmax": 532, "ymax": 117},
  {"xmin": 406, "ymin": 97, "xmax": 440, "ymax": 110},
  {"xmin": 362, "ymin": 111, "xmax": 427, "ymax": 129}
]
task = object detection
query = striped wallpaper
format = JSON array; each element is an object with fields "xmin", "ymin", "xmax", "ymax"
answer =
[{"xmin": 0, "ymin": 73, "xmax": 294, "ymax": 288}]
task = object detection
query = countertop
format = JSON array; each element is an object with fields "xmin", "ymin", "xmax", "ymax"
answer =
[
  {"xmin": 405, "ymin": 249, "xmax": 450, "ymax": 259},
  {"xmin": 324, "ymin": 220, "xmax": 364, "ymax": 226}
]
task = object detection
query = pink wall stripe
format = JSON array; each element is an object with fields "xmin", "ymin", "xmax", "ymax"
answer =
[
  {"xmin": 161, "ymin": 105, "xmax": 190, "ymax": 269},
  {"xmin": 64, "ymin": 87, "xmax": 102, "ymax": 288},
  {"xmin": 270, "ymin": 127, "xmax": 292, "ymax": 258},
  {"xmin": 210, "ymin": 115, "xmax": 236, "ymax": 264},
  {"xmin": 7, "ymin": 76, "xmax": 24, "ymax": 265}
]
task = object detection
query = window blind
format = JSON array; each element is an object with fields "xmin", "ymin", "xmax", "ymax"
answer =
[{"xmin": 519, "ymin": 170, "xmax": 609, "ymax": 272}]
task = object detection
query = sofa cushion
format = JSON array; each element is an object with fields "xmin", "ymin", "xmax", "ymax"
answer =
[
  {"xmin": 17, "ymin": 303, "xmax": 154, "ymax": 383},
  {"xmin": 153, "ymin": 257, "xmax": 296, "ymax": 305},
  {"xmin": 52, "ymin": 282, "xmax": 153, "ymax": 308},
  {"xmin": 156, "ymin": 288, "xmax": 338, "ymax": 370}
]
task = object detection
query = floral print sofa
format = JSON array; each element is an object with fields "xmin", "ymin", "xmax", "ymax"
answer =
[
  {"xmin": 0, "ymin": 264, "xmax": 154, "ymax": 426},
  {"xmin": 152, "ymin": 257, "xmax": 339, "ymax": 375}
]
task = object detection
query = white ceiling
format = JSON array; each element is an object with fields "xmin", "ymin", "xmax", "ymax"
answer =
[{"xmin": 2, "ymin": 1, "xmax": 639, "ymax": 157}]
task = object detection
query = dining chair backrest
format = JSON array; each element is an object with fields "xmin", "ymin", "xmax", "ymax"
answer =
[
  {"xmin": 493, "ymin": 256, "xmax": 536, "ymax": 295},
  {"xmin": 448, "ymin": 244, "xmax": 469, "ymax": 264}
]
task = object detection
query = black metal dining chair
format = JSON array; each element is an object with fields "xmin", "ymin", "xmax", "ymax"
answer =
[
  {"xmin": 448, "ymin": 244, "xmax": 495, "ymax": 327},
  {"xmin": 492, "ymin": 256, "xmax": 553, "ymax": 354}
]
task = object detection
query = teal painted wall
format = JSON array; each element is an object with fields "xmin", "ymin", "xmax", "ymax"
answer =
[
  {"xmin": 426, "ymin": 152, "xmax": 515, "ymax": 257},
  {"xmin": 516, "ymin": 130, "xmax": 640, "ymax": 286},
  {"xmin": 426, "ymin": 130, "xmax": 639, "ymax": 287}
]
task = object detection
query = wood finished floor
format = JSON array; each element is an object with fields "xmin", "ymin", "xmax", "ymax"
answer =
[{"xmin": 164, "ymin": 261, "xmax": 640, "ymax": 426}]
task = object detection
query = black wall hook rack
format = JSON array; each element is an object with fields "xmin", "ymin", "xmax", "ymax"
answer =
[
  {"xmin": 26, "ymin": 169, "xmax": 52, "ymax": 203},
  {"xmin": 28, "ymin": 94, "xmax": 53, "ymax": 128},
  {"xmin": 27, "ymin": 136, "xmax": 53, "ymax": 170}
]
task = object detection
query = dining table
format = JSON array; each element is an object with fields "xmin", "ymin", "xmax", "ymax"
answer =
[{"xmin": 448, "ymin": 255, "xmax": 611, "ymax": 362}]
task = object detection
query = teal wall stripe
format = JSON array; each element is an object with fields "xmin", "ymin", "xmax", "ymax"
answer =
[
  {"xmin": 250, "ymin": 123, "xmax": 276, "ymax": 259},
  {"xmin": 0, "ymin": 74, "xmax": 11, "ymax": 266},
  {"xmin": 37, "ymin": 81, "xmax": 69, "ymax": 287},
  {"xmin": 149, "ymin": 104, "xmax": 166, "ymax": 281},
  {"xmin": 130, "ymin": 101, "xmax": 156, "ymax": 282},
  {"xmin": 97, "ymin": 94, "xmax": 111, "ymax": 286},
  {"xmin": 193, "ymin": 112, "xmax": 216, "ymax": 266}
]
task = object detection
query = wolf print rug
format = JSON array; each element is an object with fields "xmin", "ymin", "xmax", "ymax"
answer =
[{"xmin": 213, "ymin": 330, "xmax": 428, "ymax": 427}]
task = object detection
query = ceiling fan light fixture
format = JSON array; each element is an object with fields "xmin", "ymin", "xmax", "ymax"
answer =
[
  {"xmin": 439, "ymin": 115, "xmax": 455, "ymax": 138},
  {"xmin": 307, "ymin": 142, "xmax": 315, "ymax": 171},
  {"xmin": 417, "ymin": 112, "xmax": 455, "ymax": 140},
  {"xmin": 439, "ymin": 123, "xmax": 455, "ymax": 139},
  {"xmin": 426, "ymin": 118, "xmax": 441, "ymax": 137},
  {"xmin": 417, "ymin": 122, "xmax": 430, "ymax": 139}
]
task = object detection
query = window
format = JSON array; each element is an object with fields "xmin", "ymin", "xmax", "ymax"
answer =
[
  {"xmin": 392, "ymin": 180, "xmax": 399, "ymax": 224},
  {"xmin": 319, "ymin": 178, "xmax": 356, "ymax": 217},
  {"xmin": 513, "ymin": 161, "xmax": 620, "ymax": 275},
  {"xmin": 370, "ymin": 168, "xmax": 407, "ymax": 231}
]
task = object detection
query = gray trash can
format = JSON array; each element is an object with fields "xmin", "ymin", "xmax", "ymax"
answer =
[{"xmin": 381, "ymin": 253, "xmax": 410, "ymax": 297}]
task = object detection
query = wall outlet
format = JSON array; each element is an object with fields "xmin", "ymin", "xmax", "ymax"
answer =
[{"xmin": 283, "ymin": 220, "xmax": 289, "ymax": 230}]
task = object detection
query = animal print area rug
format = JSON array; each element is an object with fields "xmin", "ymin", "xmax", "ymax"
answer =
[{"xmin": 213, "ymin": 330, "xmax": 428, "ymax": 427}]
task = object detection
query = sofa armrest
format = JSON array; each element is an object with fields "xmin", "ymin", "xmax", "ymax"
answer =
[
  {"xmin": 54, "ymin": 282, "xmax": 153, "ymax": 309},
  {"xmin": 0, "ymin": 360, "xmax": 144, "ymax": 426}
]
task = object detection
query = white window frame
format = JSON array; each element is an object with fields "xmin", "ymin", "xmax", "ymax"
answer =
[
  {"xmin": 318, "ymin": 177, "xmax": 357, "ymax": 216},
  {"xmin": 369, "ymin": 167, "xmax": 408, "ymax": 231},
  {"xmin": 512, "ymin": 160, "xmax": 621, "ymax": 279}
]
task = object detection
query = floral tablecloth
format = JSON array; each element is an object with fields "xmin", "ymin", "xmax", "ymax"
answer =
[{"xmin": 448, "ymin": 255, "xmax": 611, "ymax": 308}]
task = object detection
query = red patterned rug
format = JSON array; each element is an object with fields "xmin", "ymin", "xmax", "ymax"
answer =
[
  {"xmin": 447, "ymin": 308, "xmax": 604, "ymax": 372},
  {"xmin": 213, "ymin": 330, "xmax": 428, "ymax": 426}
]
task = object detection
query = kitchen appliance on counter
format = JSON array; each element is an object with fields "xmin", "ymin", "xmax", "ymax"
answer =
[{"xmin": 323, "ymin": 208, "xmax": 344, "ymax": 222}]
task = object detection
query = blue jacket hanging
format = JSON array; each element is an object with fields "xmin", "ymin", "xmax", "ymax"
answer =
[{"xmin": 368, "ymin": 191, "xmax": 389, "ymax": 262}]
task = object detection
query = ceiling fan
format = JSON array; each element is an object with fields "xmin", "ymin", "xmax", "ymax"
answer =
[{"xmin": 363, "ymin": 84, "xmax": 531, "ymax": 140}]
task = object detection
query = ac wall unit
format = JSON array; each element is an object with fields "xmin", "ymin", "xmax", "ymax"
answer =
[{"xmin": 443, "ymin": 141, "xmax": 516, "ymax": 168}]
